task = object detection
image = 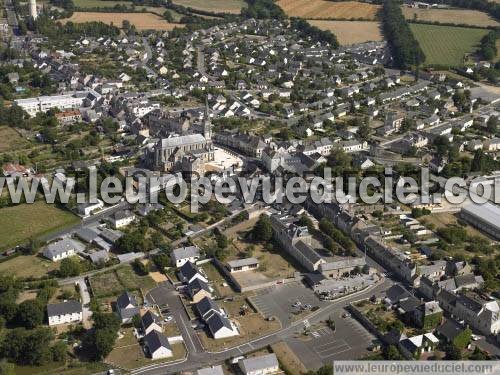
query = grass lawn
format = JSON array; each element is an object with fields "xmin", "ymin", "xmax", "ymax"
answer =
[
  {"xmin": 14, "ymin": 361, "xmax": 109, "ymax": 375},
  {"xmin": 106, "ymin": 342, "xmax": 186, "ymax": 370},
  {"xmin": 409, "ymin": 24, "xmax": 489, "ymax": 67},
  {"xmin": 0, "ymin": 126, "xmax": 30, "ymax": 153},
  {"xmin": 90, "ymin": 264, "xmax": 156, "ymax": 302},
  {"xmin": 0, "ymin": 254, "xmax": 59, "ymax": 278},
  {"xmin": 90, "ymin": 270, "xmax": 124, "ymax": 298},
  {"xmin": 0, "ymin": 201, "xmax": 79, "ymax": 251},
  {"xmin": 115, "ymin": 264, "xmax": 157, "ymax": 291}
]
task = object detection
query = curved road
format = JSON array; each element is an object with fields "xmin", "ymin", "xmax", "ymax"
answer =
[{"xmin": 133, "ymin": 276, "xmax": 392, "ymax": 375}]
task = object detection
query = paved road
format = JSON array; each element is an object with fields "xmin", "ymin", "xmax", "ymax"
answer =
[{"xmin": 131, "ymin": 277, "xmax": 391, "ymax": 375}]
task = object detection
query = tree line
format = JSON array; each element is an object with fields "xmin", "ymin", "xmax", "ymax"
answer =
[
  {"xmin": 381, "ymin": 0, "xmax": 425, "ymax": 69},
  {"xmin": 290, "ymin": 18, "xmax": 339, "ymax": 48}
]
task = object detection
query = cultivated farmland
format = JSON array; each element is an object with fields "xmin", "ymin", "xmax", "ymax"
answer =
[
  {"xmin": 64, "ymin": 12, "xmax": 184, "ymax": 30},
  {"xmin": 277, "ymin": 0, "xmax": 380, "ymax": 20},
  {"xmin": 402, "ymin": 7, "xmax": 499, "ymax": 27},
  {"xmin": 172, "ymin": 0, "xmax": 246, "ymax": 14},
  {"xmin": 307, "ymin": 20, "xmax": 383, "ymax": 45},
  {"xmin": 409, "ymin": 24, "xmax": 489, "ymax": 67}
]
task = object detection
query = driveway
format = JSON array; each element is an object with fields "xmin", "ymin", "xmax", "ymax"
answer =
[{"xmin": 77, "ymin": 278, "xmax": 92, "ymax": 329}]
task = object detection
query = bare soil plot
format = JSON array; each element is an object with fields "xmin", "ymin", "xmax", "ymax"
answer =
[
  {"xmin": 307, "ymin": 20, "xmax": 383, "ymax": 45},
  {"xmin": 402, "ymin": 7, "xmax": 499, "ymax": 27},
  {"xmin": 277, "ymin": 0, "xmax": 380, "ymax": 20},
  {"xmin": 64, "ymin": 12, "xmax": 184, "ymax": 30},
  {"xmin": 172, "ymin": 0, "xmax": 246, "ymax": 14}
]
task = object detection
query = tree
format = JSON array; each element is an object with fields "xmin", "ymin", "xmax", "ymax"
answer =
[
  {"xmin": 445, "ymin": 344, "xmax": 462, "ymax": 360},
  {"xmin": 1, "ymin": 327, "xmax": 54, "ymax": 365},
  {"xmin": 383, "ymin": 345, "xmax": 403, "ymax": 360},
  {"xmin": 51, "ymin": 341, "xmax": 67, "ymax": 363},
  {"xmin": 16, "ymin": 300, "xmax": 44, "ymax": 329},
  {"xmin": 58, "ymin": 257, "xmax": 82, "ymax": 278},
  {"xmin": 487, "ymin": 115, "xmax": 498, "ymax": 134},
  {"xmin": 83, "ymin": 313, "xmax": 120, "ymax": 360},
  {"xmin": 253, "ymin": 214, "xmax": 273, "ymax": 242}
]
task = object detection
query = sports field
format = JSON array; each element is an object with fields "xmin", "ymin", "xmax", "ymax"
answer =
[
  {"xmin": 307, "ymin": 20, "xmax": 383, "ymax": 45},
  {"xmin": 409, "ymin": 23, "xmax": 489, "ymax": 66},
  {"xmin": 64, "ymin": 12, "xmax": 184, "ymax": 30},
  {"xmin": 172, "ymin": 0, "xmax": 246, "ymax": 14},
  {"xmin": 277, "ymin": 0, "xmax": 380, "ymax": 20},
  {"xmin": 0, "ymin": 201, "xmax": 79, "ymax": 251},
  {"xmin": 402, "ymin": 7, "xmax": 499, "ymax": 27}
]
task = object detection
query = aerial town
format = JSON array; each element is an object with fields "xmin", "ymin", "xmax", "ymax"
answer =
[{"xmin": 0, "ymin": 0, "xmax": 499, "ymax": 374}]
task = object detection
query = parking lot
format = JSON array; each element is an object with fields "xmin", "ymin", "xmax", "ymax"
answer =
[
  {"xmin": 249, "ymin": 281, "xmax": 326, "ymax": 325},
  {"xmin": 285, "ymin": 312, "xmax": 376, "ymax": 369}
]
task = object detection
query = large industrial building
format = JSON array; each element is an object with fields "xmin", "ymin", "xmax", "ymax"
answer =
[{"xmin": 460, "ymin": 202, "xmax": 500, "ymax": 240}]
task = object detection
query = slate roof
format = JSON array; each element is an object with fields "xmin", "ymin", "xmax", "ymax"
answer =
[
  {"xmin": 144, "ymin": 330, "xmax": 171, "ymax": 353},
  {"xmin": 206, "ymin": 311, "xmax": 233, "ymax": 336},
  {"xmin": 47, "ymin": 300, "xmax": 82, "ymax": 317},
  {"xmin": 187, "ymin": 278, "xmax": 210, "ymax": 298},
  {"xmin": 172, "ymin": 246, "xmax": 200, "ymax": 262},
  {"xmin": 44, "ymin": 238, "xmax": 85, "ymax": 258},
  {"xmin": 142, "ymin": 310, "xmax": 162, "ymax": 329},
  {"xmin": 117, "ymin": 291, "xmax": 138, "ymax": 310},
  {"xmin": 437, "ymin": 319, "xmax": 464, "ymax": 341},
  {"xmin": 179, "ymin": 261, "xmax": 202, "ymax": 282},
  {"xmin": 195, "ymin": 296, "xmax": 220, "ymax": 319}
]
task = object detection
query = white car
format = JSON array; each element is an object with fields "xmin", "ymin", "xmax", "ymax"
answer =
[
  {"xmin": 471, "ymin": 334, "xmax": 482, "ymax": 341},
  {"xmin": 164, "ymin": 316, "xmax": 173, "ymax": 322},
  {"xmin": 292, "ymin": 301, "xmax": 301, "ymax": 308}
]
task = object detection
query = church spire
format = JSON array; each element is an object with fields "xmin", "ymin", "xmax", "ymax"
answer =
[{"xmin": 203, "ymin": 96, "xmax": 212, "ymax": 140}]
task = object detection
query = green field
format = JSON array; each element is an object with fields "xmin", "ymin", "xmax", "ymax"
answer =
[
  {"xmin": 172, "ymin": 0, "xmax": 246, "ymax": 14},
  {"xmin": 72, "ymin": 0, "xmax": 131, "ymax": 8},
  {"xmin": 0, "ymin": 201, "xmax": 79, "ymax": 251},
  {"xmin": 410, "ymin": 24, "xmax": 489, "ymax": 67},
  {"xmin": 0, "ymin": 126, "xmax": 30, "ymax": 153}
]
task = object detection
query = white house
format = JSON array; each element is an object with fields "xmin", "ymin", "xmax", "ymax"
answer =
[
  {"xmin": 143, "ymin": 330, "xmax": 173, "ymax": 359},
  {"xmin": 178, "ymin": 261, "xmax": 208, "ymax": 284},
  {"xmin": 238, "ymin": 354, "xmax": 280, "ymax": 375},
  {"xmin": 43, "ymin": 238, "xmax": 85, "ymax": 262},
  {"xmin": 141, "ymin": 310, "xmax": 163, "ymax": 335},
  {"xmin": 172, "ymin": 245, "xmax": 201, "ymax": 268},
  {"xmin": 47, "ymin": 300, "xmax": 83, "ymax": 326},
  {"xmin": 109, "ymin": 210, "xmax": 136, "ymax": 229},
  {"xmin": 77, "ymin": 199, "xmax": 104, "ymax": 216}
]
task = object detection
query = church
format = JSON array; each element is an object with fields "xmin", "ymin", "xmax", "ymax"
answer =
[{"xmin": 148, "ymin": 103, "xmax": 215, "ymax": 174}]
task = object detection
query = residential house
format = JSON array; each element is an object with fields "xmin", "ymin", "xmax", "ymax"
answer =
[
  {"xmin": 143, "ymin": 330, "xmax": 173, "ymax": 359},
  {"xmin": 186, "ymin": 278, "xmax": 212, "ymax": 303},
  {"xmin": 398, "ymin": 332, "xmax": 439, "ymax": 359},
  {"xmin": 116, "ymin": 291, "xmax": 140, "ymax": 323},
  {"xmin": 47, "ymin": 300, "xmax": 83, "ymax": 326},
  {"xmin": 43, "ymin": 238, "xmax": 85, "ymax": 262},
  {"xmin": 142, "ymin": 310, "xmax": 163, "ymax": 335},
  {"xmin": 109, "ymin": 210, "xmax": 136, "ymax": 229},
  {"xmin": 172, "ymin": 245, "xmax": 201, "ymax": 268},
  {"xmin": 178, "ymin": 261, "xmax": 208, "ymax": 284}
]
